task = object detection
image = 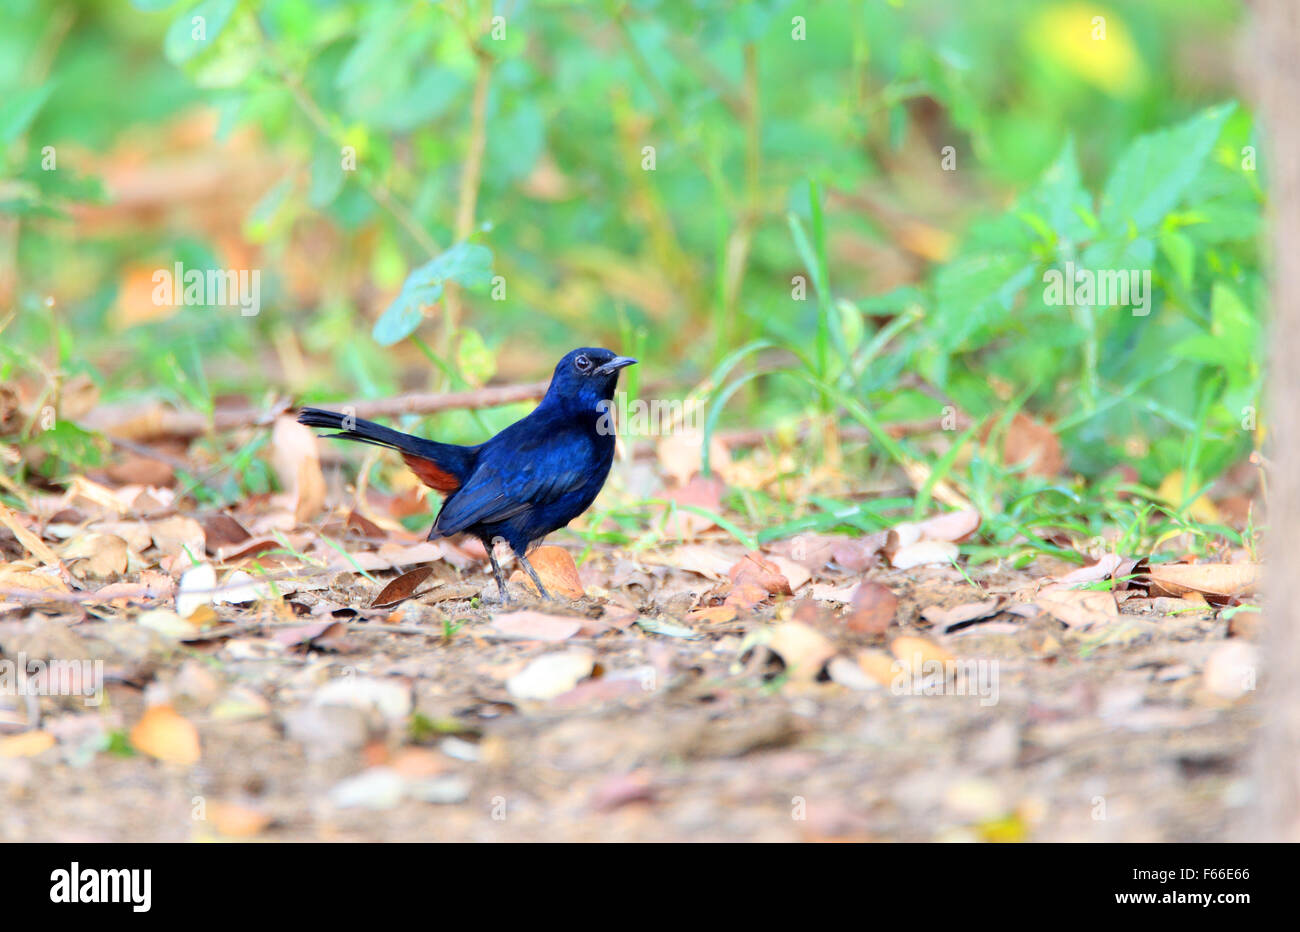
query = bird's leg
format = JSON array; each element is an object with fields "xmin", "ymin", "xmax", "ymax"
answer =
[
  {"xmin": 516, "ymin": 551, "xmax": 554, "ymax": 601},
  {"xmin": 487, "ymin": 545, "xmax": 511, "ymax": 604}
]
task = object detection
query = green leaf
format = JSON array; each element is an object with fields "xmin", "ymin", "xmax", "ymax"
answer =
[
  {"xmin": 164, "ymin": 0, "xmax": 238, "ymax": 65},
  {"xmin": 0, "ymin": 83, "xmax": 53, "ymax": 144},
  {"xmin": 371, "ymin": 243, "xmax": 495, "ymax": 346},
  {"xmin": 1159, "ymin": 231, "xmax": 1195, "ymax": 289},
  {"xmin": 372, "ymin": 287, "xmax": 437, "ymax": 348},
  {"xmin": 130, "ymin": 0, "xmax": 181, "ymax": 10},
  {"xmin": 415, "ymin": 241, "xmax": 495, "ymax": 291},
  {"xmin": 308, "ymin": 142, "xmax": 345, "ymax": 209},
  {"xmin": 1099, "ymin": 103, "xmax": 1235, "ymax": 234},
  {"xmin": 1018, "ymin": 138, "xmax": 1094, "ymax": 244}
]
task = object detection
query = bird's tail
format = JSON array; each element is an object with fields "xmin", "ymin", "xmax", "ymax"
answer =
[{"xmin": 297, "ymin": 407, "xmax": 477, "ymax": 495}]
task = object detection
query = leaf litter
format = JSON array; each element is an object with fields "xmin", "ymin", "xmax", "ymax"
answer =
[{"xmin": 0, "ymin": 431, "xmax": 1267, "ymax": 841}]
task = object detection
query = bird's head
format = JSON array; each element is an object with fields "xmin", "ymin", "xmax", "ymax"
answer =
[{"xmin": 543, "ymin": 347, "xmax": 637, "ymax": 420}]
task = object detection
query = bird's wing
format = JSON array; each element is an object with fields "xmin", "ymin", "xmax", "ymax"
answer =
[{"xmin": 432, "ymin": 431, "xmax": 593, "ymax": 537}]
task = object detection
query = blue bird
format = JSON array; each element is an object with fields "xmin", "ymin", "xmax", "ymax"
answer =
[{"xmin": 297, "ymin": 347, "xmax": 636, "ymax": 601}]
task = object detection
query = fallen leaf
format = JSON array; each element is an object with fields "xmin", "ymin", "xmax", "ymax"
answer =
[
  {"xmin": 1146, "ymin": 562, "xmax": 1259, "ymax": 603},
  {"xmin": 137, "ymin": 608, "xmax": 200, "ymax": 640},
  {"xmin": 998, "ymin": 412, "xmax": 1064, "ymax": 477},
  {"xmin": 0, "ymin": 503, "xmax": 66, "ymax": 574},
  {"xmin": 890, "ymin": 539, "xmax": 959, "ymax": 569},
  {"xmin": 642, "ymin": 545, "xmax": 737, "ymax": 580},
  {"xmin": 0, "ymin": 731, "xmax": 56, "ymax": 758},
  {"xmin": 214, "ymin": 570, "xmax": 274, "ymax": 605},
  {"xmin": 890, "ymin": 635, "xmax": 955, "ymax": 668},
  {"xmin": 511, "ymin": 545, "xmax": 584, "ymax": 599},
  {"xmin": 148, "ymin": 514, "xmax": 207, "ymax": 562},
  {"xmin": 687, "ymin": 605, "xmax": 738, "ymax": 625},
  {"xmin": 657, "ymin": 430, "xmax": 730, "ymax": 486},
  {"xmin": 272, "ymin": 416, "xmax": 327, "ymax": 522},
  {"xmin": 1055, "ymin": 554, "xmax": 1123, "ymax": 587},
  {"xmin": 1035, "ymin": 588, "xmax": 1118, "ymax": 629},
  {"xmin": 506, "ymin": 649, "xmax": 596, "ymax": 700},
  {"xmin": 845, "ymin": 581, "xmax": 898, "ymax": 635},
  {"xmin": 856, "ymin": 649, "xmax": 898, "ymax": 688},
  {"xmin": 62, "ymin": 533, "xmax": 129, "ymax": 579},
  {"xmin": 826, "ymin": 655, "xmax": 879, "ymax": 691},
  {"xmin": 768, "ymin": 621, "xmax": 835, "ymax": 682},
  {"xmin": 728, "ymin": 552, "xmax": 792, "ymax": 596},
  {"xmin": 130, "ymin": 704, "xmax": 201, "ymax": 765},
  {"xmin": 658, "ymin": 475, "xmax": 725, "ymax": 537},
  {"xmin": 200, "ymin": 513, "xmax": 251, "ymax": 551},
  {"xmin": 0, "ymin": 564, "xmax": 69, "ymax": 595},
  {"xmin": 921, "ymin": 598, "xmax": 1003, "ymax": 632},
  {"xmin": 176, "ymin": 563, "xmax": 218, "ymax": 619},
  {"xmin": 490, "ymin": 611, "xmax": 582, "ymax": 641},
  {"xmin": 209, "ymin": 801, "xmax": 272, "ymax": 837},
  {"xmin": 370, "ymin": 566, "xmax": 435, "ymax": 607},
  {"xmin": 916, "ymin": 508, "xmax": 982, "ymax": 543}
]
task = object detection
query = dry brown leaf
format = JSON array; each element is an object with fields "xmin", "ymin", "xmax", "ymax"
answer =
[
  {"xmin": 999, "ymin": 412, "xmax": 1064, "ymax": 477},
  {"xmin": 490, "ymin": 610, "xmax": 583, "ymax": 641},
  {"xmin": 1146, "ymin": 562, "xmax": 1259, "ymax": 602},
  {"xmin": 845, "ymin": 581, "xmax": 898, "ymax": 635},
  {"xmin": 765, "ymin": 534, "xmax": 840, "ymax": 573},
  {"xmin": 200, "ymin": 513, "xmax": 251, "ymax": 551},
  {"xmin": 768, "ymin": 621, "xmax": 835, "ymax": 682},
  {"xmin": 890, "ymin": 539, "xmax": 959, "ymax": 569},
  {"xmin": 0, "ymin": 731, "xmax": 56, "ymax": 758},
  {"xmin": 727, "ymin": 552, "xmax": 792, "ymax": 596},
  {"xmin": 832, "ymin": 534, "xmax": 886, "ymax": 572},
  {"xmin": 856, "ymin": 649, "xmax": 898, "ymax": 688},
  {"xmin": 657, "ymin": 475, "xmax": 725, "ymax": 538},
  {"xmin": 921, "ymin": 598, "xmax": 1003, "ymax": 631},
  {"xmin": 916, "ymin": 508, "xmax": 982, "ymax": 543},
  {"xmin": 687, "ymin": 605, "xmax": 738, "ymax": 625},
  {"xmin": 765, "ymin": 554, "xmax": 812, "ymax": 591},
  {"xmin": 1035, "ymin": 588, "xmax": 1119, "ymax": 629},
  {"xmin": 63, "ymin": 533, "xmax": 129, "ymax": 579},
  {"xmin": 511, "ymin": 545, "xmax": 584, "ymax": 599},
  {"xmin": 130, "ymin": 704, "xmax": 201, "ymax": 765},
  {"xmin": 656, "ymin": 430, "xmax": 730, "ymax": 486},
  {"xmin": 370, "ymin": 566, "xmax": 435, "ymax": 608},
  {"xmin": 149, "ymin": 515, "xmax": 206, "ymax": 562},
  {"xmin": 890, "ymin": 635, "xmax": 955, "ymax": 668},
  {"xmin": 0, "ymin": 503, "xmax": 66, "ymax": 575},
  {"xmin": 642, "ymin": 545, "xmax": 737, "ymax": 580},
  {"xmin": 272, "ymin": 416, "xmax": 327, "ymax": 522},
  {"xmin": 209, "ymin": 801, "xmax": 272, "ymax": 837},
  {"xmin": 1055, "ymin": 553, "xmax": 1123, "ymax": 587},
  {"xmin": 105, "ymin": 452, "xmax": 174, "ymax": 487},
  {"xmin": 0, "ymin": 564, "xmax": 69, "ymax": 595}
]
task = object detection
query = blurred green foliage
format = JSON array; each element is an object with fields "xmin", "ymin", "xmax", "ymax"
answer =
[{"xmin": 0, "ymin": 0, "xmax": 1262, "ymax": 522}]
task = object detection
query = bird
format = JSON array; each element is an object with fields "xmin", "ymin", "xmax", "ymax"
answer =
[{"xmin": 297, "ymin": 347, "xmax": 636, "ymax": 602}]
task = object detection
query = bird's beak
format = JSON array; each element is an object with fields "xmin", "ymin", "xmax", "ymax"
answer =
[{"xmin": 594, "ymin": 356, "xmax": 637, "ymax": 376}]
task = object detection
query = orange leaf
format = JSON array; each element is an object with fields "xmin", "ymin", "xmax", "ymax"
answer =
[
  {"xmin": 514, "ymin": 545, "xmax": 584, "ymax": 599},
  {"xmin": 130, "ymin": 705, "xmax": 201, "ymax": 765}
]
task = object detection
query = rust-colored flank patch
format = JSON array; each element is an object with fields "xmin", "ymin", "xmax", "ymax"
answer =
[{"xmin": 401, "ymin": 453, "xmax": 460, "ymax": 494}]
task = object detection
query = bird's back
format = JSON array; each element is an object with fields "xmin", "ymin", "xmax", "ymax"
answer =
[{"xmin": 431, "ymin": 404, "xmax": 615, "ymax": 551}]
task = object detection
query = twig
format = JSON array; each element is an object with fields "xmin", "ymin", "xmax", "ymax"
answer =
[{"xmin": 85, "ymin": 380, "xmax": 551, "ymax": 441}]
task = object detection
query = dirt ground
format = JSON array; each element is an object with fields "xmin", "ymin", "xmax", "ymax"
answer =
[{"xmin": 0, "ymin": 533, "xmax": 1259, "ymax": 843}]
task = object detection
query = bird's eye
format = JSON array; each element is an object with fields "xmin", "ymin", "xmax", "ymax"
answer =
[{"xmin": 574, "ymin": 354, "xmax": 592, "ymax": 373}]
